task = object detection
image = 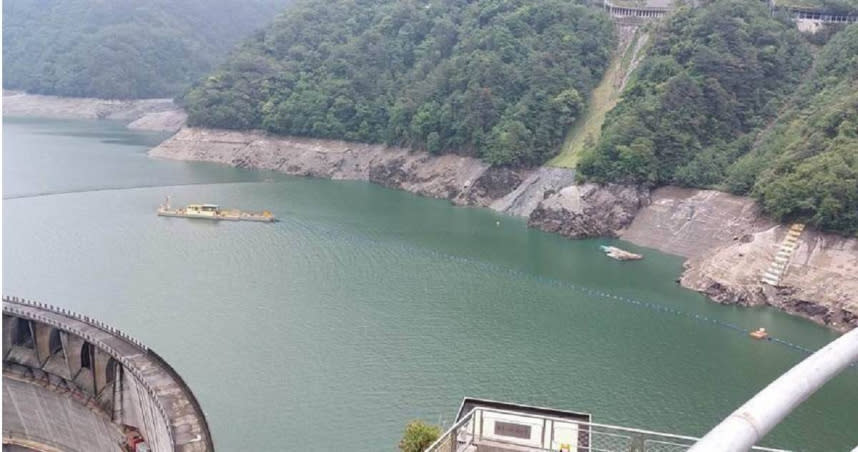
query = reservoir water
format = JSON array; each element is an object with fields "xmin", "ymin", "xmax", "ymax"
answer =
[{"xmin": 3, "ymin": 117, "xmax": 857, "ymax": 451}]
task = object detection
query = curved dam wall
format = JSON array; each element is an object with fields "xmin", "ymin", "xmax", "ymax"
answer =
[{"xmin": 2, "ymin": 296, "xmax": 214, "ymax": 452}]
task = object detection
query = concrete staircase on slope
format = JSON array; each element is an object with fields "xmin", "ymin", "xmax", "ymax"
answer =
[{"xmin": 761, "ymin": 223, "xmax": 805, "ymax": 286}]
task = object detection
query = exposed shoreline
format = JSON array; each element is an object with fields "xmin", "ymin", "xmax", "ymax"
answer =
[
  {"xmin": 6, "ymin": 91, "xmax": 854, "ymax": 331},
  {"xmin": 2, "ymin": 91, "xmax": 187, "ymax": 132},
  {"xmin": 150, "ymin": 127, "xmax": 858, "ymax": 332}
]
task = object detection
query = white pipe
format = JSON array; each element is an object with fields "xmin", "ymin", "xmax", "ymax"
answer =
[{"xmin": 690, "ymin": 328, "xmax": 858, "ymax": 451}]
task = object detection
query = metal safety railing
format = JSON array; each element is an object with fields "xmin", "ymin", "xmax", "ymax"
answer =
[
  {"xmin": 425, "ymin": 407, "xmax": 788, "ymax": 452},
  {"xmin": 689, "ymin": 327, "xmax": 858, "ymax": 451}
]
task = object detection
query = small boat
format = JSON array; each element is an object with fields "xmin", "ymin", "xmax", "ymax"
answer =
[
  {"xmin": 157, "ymin": 197, "xmax": 276, "ymax": 223},
  {"xmin": 600, "ymin": 245, "xmax": 643, "ymax": 261},
  {"xmin": 750, "ymin": 328, "xmax": 769, "ymax": 340}
]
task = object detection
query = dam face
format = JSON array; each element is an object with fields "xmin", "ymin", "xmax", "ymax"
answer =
[{"xmin": 2, "ymin": 296, "xmax": 213, "ymax": 452}]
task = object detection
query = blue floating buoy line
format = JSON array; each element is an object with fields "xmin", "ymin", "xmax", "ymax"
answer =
[
  {"xmin": 422, "ymin": 243, "xmax": 830, "ymax": 359},
  {"xmin": 287, "ymin": 216, "xmax": 826, "ymax": 359}
]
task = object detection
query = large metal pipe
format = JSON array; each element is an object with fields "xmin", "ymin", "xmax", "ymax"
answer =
[{"xmin": 689, "ymin": 327, "xmax": 858, "ymax": 451}]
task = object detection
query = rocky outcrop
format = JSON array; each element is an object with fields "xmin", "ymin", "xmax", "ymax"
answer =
[
  {"xmin": 490, "ymin": 167, "xmax": 578, "ymax": 216},
  {"xmin": 519, "ymin": 183, "xmax": 858, "ymax": 331},
  {"xmin": 127, "ymin": 110, "xmax": 188, "ymax": 132},
  {"xmin": 2, "ymin": 91, "xmax": 185, "ymax": 132},
  {"xmin": 680, "ymin": 226, "xmax": 858, "ymax": 331},
  {"xmin": 622, "ymin": 187, "xmax": 858, "ymax": 331},
  {"xmin": 150, "ymin": 128, "xmax": 528, "ymax": 207},
  {"xmin": 527, "ymin": 183, "xmax": 650, "ymax": 238}
]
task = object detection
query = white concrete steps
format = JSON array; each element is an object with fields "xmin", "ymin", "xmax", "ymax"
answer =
[{"xmin": 761, "ymin": 224, "xmax": 805, "ymax": 286}]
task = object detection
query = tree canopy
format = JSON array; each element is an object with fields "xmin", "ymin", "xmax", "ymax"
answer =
[
  {"xmin": 2, "ymin": 0, "xmax": 292, "ymax": 99},
  {"xmin": 398, "ymin": 420, "xmax": 441, "ymax": 452},
  {"xmin": 183, "ymin": 0, "xmax": 615, "ymax": 166},
  {"xmin": 578, "ymin": 0, "xmax": 811, "ymax": 187},
  {"xmin": 579, "ymin": 0, "xmax": 858, "ymax": 234},
  {"xmin": 739, "ymin": 24, "xmax": 858, "ymax": 234}
]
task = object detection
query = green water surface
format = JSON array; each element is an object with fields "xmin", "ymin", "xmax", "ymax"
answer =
[{"xmin": 3, "ymin": 117, "xmax": 856, "ymax": 451}]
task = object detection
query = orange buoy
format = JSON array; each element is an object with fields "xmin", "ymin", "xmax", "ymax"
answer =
[{"xmin": 750, "ymin": 328, "xmax": 769, "ymax": 340}]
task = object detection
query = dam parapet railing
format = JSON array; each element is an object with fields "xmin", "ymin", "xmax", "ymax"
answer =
[
  {"xmin": 4, "ymin": 295, "xmax": 149, "ymax": 350},
  {"xmin": 2, "ymin": 295, "xmax": 214, "ymax": 452}
]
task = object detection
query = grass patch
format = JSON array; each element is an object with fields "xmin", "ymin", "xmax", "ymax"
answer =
[{"xmin": 548, "ymin": 27, "xmax": 646, "ymax": 169}]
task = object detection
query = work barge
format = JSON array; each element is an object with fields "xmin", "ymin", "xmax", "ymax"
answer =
[{"xmin": 157, "ymin": 197, "xmax": 276, "ymax": 222}]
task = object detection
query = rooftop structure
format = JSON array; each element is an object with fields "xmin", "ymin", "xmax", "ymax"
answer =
[
  {"xmin": 427, "ymin": 398, "xmax": 787, "ymax": 452},
  {"xmin": 429, "ymin": 325, "xmax": 858, "ymax": 452}
]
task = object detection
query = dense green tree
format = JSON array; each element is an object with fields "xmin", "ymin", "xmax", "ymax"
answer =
[
  {"xmin": 2, "ymin": 0, "xmax": 292, "ymax": 99},
  {"xmin": 398, "ymin": 420, "xmax": 441, "ymax": 452},
  {"xmin": 183, "ymin": 0, "xmax": 615, "ymax": 166}
]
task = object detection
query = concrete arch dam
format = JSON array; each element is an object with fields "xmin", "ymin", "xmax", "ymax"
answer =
[{"xmin": 2, "ymin": 296, "xmax": 214, "ymax": 452}]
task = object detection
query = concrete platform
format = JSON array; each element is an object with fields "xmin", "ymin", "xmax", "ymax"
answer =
[{"xmin": 3, "ymin": 376, "xmax": 124, "ymax": 451}]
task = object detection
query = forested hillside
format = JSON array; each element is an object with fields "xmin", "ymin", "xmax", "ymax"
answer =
[
  {"xmin": 739, "ymin": 25, "xmax": 858, "ymax": 234},
  {"xmin": 2, "ymin": 0, "xmax": 292, "ymax": 99},
  {"xmin": 578, "ymin": 0, "xmax": 857, "ymax": 234},
  {"xmin": 183, "ymin": 0, "xmax": 615, "ymax": 166},
  {"xmin": 578, "ymin": 0, "xmax": 811, "ymax": 188}
]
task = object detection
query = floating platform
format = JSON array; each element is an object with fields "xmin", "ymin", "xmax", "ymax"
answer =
[
  {"xmin": 157, "ymin": 200, "xmax": 276, "ymax": 223},
  {"xmin": 600, "ymin": 245, "xmax": 643, "ymax": 261}
]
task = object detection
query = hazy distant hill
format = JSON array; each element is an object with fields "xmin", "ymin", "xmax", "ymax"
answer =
[{"xmin": 2, "ymin": 0, "xmax": 293, "ymax": 99}]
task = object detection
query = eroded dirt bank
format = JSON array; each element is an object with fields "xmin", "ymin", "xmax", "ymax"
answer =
[
  {"xmin": 150, "ymin": 127, "xmax": 857, "ymax": 331},
  {"xmin": 2, "ymin": 91, "xmax": 186, "ymax": 132}
]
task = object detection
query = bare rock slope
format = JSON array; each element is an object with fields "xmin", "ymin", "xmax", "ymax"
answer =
[
  {"xmin": 127, "ymin": 110, "xmax": 188, "ymax": 132},
  {"xmin": 490, "ymin": 167, "xmax": 578, "ymax": 217},
  {"xmin": 527, "ymin": 183, "xmax": 650, "ymax": 238},
  {"xmin": 620, "ymin": 187, "xmax": 774, "ymax": 258},
  {"xmin": 150, "ymin": 128, "xmax": 528, "ymax": 207},
  {"xmin": 680, "ymin": 226, "xmax": 858, "ymax": 331},
  {"xmin": 627, "ymin": 188, "xmax": 858, "ymax": 331},
  {"xmin": 3, "ymin": 91, "xmax": 185, "ymax": 132}
]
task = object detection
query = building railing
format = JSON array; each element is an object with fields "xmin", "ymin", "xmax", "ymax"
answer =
[
  {"xmin": 601, "ymin": 0, "xmax": 858, "ymax": 23},
  {"xmin": 425, "ymin": 407, "xmax": 788, "ymax": 452},
  {"xmin": 786, "ymin": 9, "xmax": 858, "ymax": 22},
  {"xmin": 602, "ymin": 0, "xmax": 671, "ymax": 18}
]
